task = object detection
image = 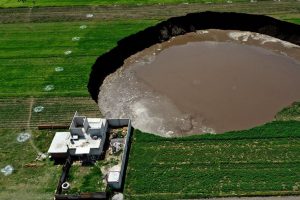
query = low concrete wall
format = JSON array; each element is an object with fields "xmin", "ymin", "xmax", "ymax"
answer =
[
  {"xmin": 55, "ymin": 192, "xmax": 107, "ymax": 200},
  {"xmin": 56, "ymin": 156, "xmax": 73, "ymax": 195},
  {"xmin": 118, "ymin": 120, "xmax": 132, "ymax": 190},
  {"xmin": 88, "ymin": 11, "xmax": 300, "ymax": 102},
  {"xmin": 107, "ymin": 119, "xmax": 133, "ymax": 190}
]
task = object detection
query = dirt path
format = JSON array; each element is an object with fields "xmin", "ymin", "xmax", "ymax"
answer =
[
  {"xmin": 25, "ymin": 96, "xmax": 42, "ymax": 154},
  {"xmin": 1, "ymin": 1, "xmax": 300, "ymax": 23},
  {"xmin": 26, "ymin": 96, "xmax": 34, "ymax": 130}
]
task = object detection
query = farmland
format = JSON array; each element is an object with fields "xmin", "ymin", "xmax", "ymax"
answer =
[
  {"xmin": 0, "ymin": 20, "xmax": 157, "ymax": 97},
  {"xmin": 0, "ymin": 0, "xmax": 300, "ymax": 199},
  {"xmin": 125, "ymin": 121, "xmax": 300, "ymax": 199},
  {"xmin": 0, "ymin": 0, "xmax": 290, "ymax": 8},
  {"xmin": 0, "ymin": 128, "xmax": 61, "ymax": 200}
]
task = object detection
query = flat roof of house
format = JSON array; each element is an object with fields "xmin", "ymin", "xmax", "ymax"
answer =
[
  {"xmin": 48, "ymin": 132, "xmax": 70, "ymax": 153},
  {"xmin": 75, "ymin": 147, "xmax": 90, "ymax": 154},
  {"xmin": 68, "ymin": 135, "xmax": 101, "ymax": 150}
]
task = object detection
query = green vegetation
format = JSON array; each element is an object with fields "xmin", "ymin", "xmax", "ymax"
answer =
[
  {"xmin": 284, "ymin": 18, "xmax": 300, "ymax": 24},
  {"xmin": 0, "ymin": 129, "xmax": 61, "ymax": 200},
  {"xmin": 67, "ymin": 164, "xmax": 104, "ymax": 194},
  {"xmin": 0, "ymin": 97, "xmax": 101, "ymax": 129},
  {"xmin": 276, "ymin": 102, "xmax": 300, "ymax": 121},
  {"xmin": 0, "ymin": 0, "xmax": 249, "ymax": 8},
  {"xmin": 125, "ymin": 121, "xmax": 300, "ymax": 199},
  {"xmin": 0, "ymin": 20, "xmax": 157, "ymax": 97}
]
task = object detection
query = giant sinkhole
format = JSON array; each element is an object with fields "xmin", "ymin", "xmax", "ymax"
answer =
[{"xmin": 88, "ymin": 12, "xmax": 300, "ymax": 136}]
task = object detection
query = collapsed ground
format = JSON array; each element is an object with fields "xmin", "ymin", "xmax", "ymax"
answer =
[{"xmin": 0, "ymin": 1, "xmax": 300, "ymax": 199}]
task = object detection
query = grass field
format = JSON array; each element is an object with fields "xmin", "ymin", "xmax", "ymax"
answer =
[
  {"xmin": 125, "ymin": 121, "xmax": 300, "ymax": 199},
  {"xmin": 66, "ymin": 163, "xmax": 104, "ymax": 194},
  {"xmin": 0, "ymin": 0, "xmax": 262, "ymax": 8},
  {"xmin": 0, "ymin": 20, "xmax": 157, "ymax": 97},
  {"xmin": 0, "ymin": 129, "xmax": 61, "ymax": 200},
  {"xmin": 0, "ymin": 97, "xmax": 102, "ymax": 129}
]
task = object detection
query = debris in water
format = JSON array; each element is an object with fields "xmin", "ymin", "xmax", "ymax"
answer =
[
  {"xmin": 33, "ymin": 106, "xmax": 44, "ymax": 113},
  {"xmin": 1, "ymin": 165, "xmax": 14, "ymax": 176},
  {"xmin": 17, "ymin": 132, "xmax": 31, "ymax": 142}
]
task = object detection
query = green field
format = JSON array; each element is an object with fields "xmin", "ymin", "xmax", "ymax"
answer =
[
  {"xmin": 0, "ymin": 129, "xmax": 61, "ymax": 200},
  {"xmin": 125, "ymin": 121, "xmax": 300, "ymax": 199},
  {"xmin": 0, "ymin": 0, "xmax": 253, "ymax": 8},
  {"xmin": 0, "ymin": 20, "xmax": 157, "ymax": 97},
  {"xmin": 0, "ymin": 97, "xmax": 103, "ymax": 129},
  {"xmin": 66, "ymin": 163, "xmax": 104, "ymax": 194}
]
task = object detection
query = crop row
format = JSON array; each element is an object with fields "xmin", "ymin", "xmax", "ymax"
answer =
[{"xmin": 125, "ymin": 121, "xmax": 300, "ymax": 199}]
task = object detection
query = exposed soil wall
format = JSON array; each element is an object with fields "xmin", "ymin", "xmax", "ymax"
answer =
[{"xmin": 88, "ymin": 11, "xmax": 300, "ymax": 102}]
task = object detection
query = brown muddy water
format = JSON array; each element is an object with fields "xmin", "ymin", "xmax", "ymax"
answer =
[{"xmin": 98, "ymin": 29, "xmax": 300, "ymax": 137}]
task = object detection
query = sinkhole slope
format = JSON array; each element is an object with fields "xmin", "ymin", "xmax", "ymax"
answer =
[{"xmin": 88, "ymin": 11, "xmax": 300, "ymax": 102}]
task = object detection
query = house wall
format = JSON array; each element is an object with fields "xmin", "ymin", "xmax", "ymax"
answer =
[
  {"xmin": 108, "ymin": 181, "xmax": 120, "ymax": 190},
  {"xmin": 89, "ymin": 128, "xmax": 101, "ymax": 137},
  {"xmin": 118, "ymin": 120, "xmax": 132, "ymax": 189},
  {"xmin": 70, "ymin": 116, "xmax": 89, "ymax": 137},
  {"xmin": 90, "ymin": 148, "xmax": 102, "ymax": 156},
  {"xmin": 51, "ymin": 152, "xmax": 68, "ymax": 159},
  {"xmin": 70, "ymin": 128, "xmax": 85, "ymax": 137},
  {"xmin": 89, "ymin": 122, "xmax": 108, "ymax": 138},
  {"xmin": 107, "ymin": 119, "xmax": 130, "ymax": 127}
]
